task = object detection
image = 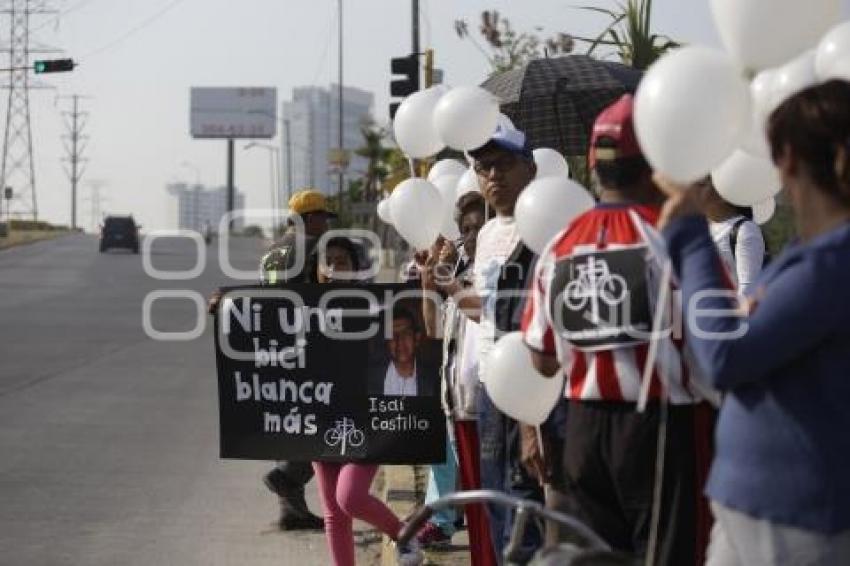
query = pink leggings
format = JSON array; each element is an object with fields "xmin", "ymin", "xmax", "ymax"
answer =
[{"xmin": 312, "ymin": 462, "xmax": 403, "ymax": 566}]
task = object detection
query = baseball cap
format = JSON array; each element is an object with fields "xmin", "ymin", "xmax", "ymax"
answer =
[
  {"xmin": 288, "ymin": 189, "xmax": 338, "ymax": 218},
  {"xmin": 468, "ymin": 117, "xmax": 532, "ymax": 159},
  {"xmin": 589, "ymin": 94, "xmax": 643, "ymax": 169}
]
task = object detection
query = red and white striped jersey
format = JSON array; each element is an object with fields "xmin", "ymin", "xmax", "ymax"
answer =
[{"xmin": 521, "ymin": 203, "xmax": 703, "ymax": 404}]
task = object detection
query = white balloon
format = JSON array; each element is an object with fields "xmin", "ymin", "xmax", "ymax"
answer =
[
  {"xmin": 533, "ymin": 148, "xmax": 570, "ymax": 179},
  {"xmin": 710, "ymin": 0, "xmax": 840, "ymax": 71},
  {"xmin": 376, "ymin": 199, "xmax": 393, "ymax": 225},
  {"xmin": 432, "ymin": 174, "xmax": 462, "ymax": 240},
  {"xmin": 770, "ymin": 50, "xmax": 818, "ymax": 111},
  {"xmin": 634, "ymin": 46, "xmax": 751, "ymax": 183},
  {"xmin": 485, "ymin": 334, "xmax": 561, "ymax": 425},
  {"xmin": 483, "ymin": 332, "xmax": 563, "ymax": 426},
  {"xmin": 753, "ymin": 197, "xmax": 777, "ymax": 225},
  {"xmin": 393, "ymin": 86, "xmax": 448, "ymax": 158},
  {"xmin": 455, "ymin": 168, "xmax": 481, "ymax": 197},
  {"xmin": 433, "ymin": 86, "xmax": 501, "ymax": 151},
  {"xmin": 515, "ymin": 177, "xmax": 595, "ymax": 254},
  {"xmin": 427, "ymin": 159, "xmax": 467, "ymax": 183},
  {"xmin": 389, "ymin": 178, "xmax": 444, "ymax": 250},
  {"xmin": 741, "ymin": 70, "xmax": 776, "ymax": 157},
  {"xmin": 439, "ymin": 215, "xmax": 461, "ymax": 241},
  {"xmin": 816, "ymin": 21, "xmax": 850, "ymax": 81},
  {"xmin": 713, "ymin": 150, "xmax": 783, "ymax": 207},
  {"xmin": 751, "ymin": 69, "xmax": 778, "ymax": 120}
]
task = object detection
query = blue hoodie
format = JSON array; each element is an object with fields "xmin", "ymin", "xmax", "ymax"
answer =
[{"xmin": 664, "ymin": 215, "xmax": 850, "ymax": 534}]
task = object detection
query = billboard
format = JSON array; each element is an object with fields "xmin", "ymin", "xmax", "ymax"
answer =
[{"xmin": 190, "ymin": 87, "xmax": 277, "ymax": 139}]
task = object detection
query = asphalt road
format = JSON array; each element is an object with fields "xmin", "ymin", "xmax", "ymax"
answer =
[{"xmin": 0, "ymin": 234, "xmax": 380, "ymax": 565}]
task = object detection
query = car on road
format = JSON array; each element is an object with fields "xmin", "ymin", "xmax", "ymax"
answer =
[{"xmin": 100, "ymin": 215, "xmax": 140, "ymax": 253}]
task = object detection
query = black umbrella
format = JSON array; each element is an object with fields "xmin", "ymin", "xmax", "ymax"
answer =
[{"xmin": 481, "ymin": 55, "xmax": 642, "ymax": 156}]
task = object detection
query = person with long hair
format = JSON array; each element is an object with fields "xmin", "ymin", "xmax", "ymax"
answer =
[
  {"xmin": 702, "ymin": 180, "xmax": 766, "ymax": 295},
  {"xmin": 657, "ymin": 80, "xmax": 850, "ymax": 564}
]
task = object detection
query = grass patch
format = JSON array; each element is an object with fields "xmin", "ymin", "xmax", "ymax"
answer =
[{"xmin": 0, "ymin": 228, "xmax": 71, "ymax": 250}]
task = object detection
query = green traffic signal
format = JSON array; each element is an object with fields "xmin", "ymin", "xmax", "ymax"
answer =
[{"xmin": 33, "ymin": 58, "xmax": 75, "ymax": 74}]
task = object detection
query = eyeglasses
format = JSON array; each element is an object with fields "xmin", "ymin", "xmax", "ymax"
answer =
[{"xmin": 472, "ymin": 153, "xmax": 520, "ymax": 176}]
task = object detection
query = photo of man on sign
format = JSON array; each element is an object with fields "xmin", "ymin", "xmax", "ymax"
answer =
[
  {"xmin": 368, "ymin": 305, "xmax": 439, "ymax": 397},
  {"xmin": 214, "ymin": 279, "xmax": 445, "ymax": 465}
]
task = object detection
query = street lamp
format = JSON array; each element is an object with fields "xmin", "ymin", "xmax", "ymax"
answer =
[
  {"xmin": 244, "ymin": 142, "xmax": 281, "ymax": 234},
  {"xmin": 246, "ymin": 109, "xmax": 294, "ymax": 206}
]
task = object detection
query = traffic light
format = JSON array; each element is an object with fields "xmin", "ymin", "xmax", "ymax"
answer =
[
  {"xmin": 389, "ymin": 54, "xmax": 420, "ymax": 119},
  {"xmin": 390, "ymin": 54, "xmax": 419, "ymax": 97},
  {"xmin": 33, "ymin": 58, "xmax": 75, "ymax": 74}
]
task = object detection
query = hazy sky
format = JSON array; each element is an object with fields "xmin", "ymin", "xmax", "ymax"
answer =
[{"xmin": 11, "ymin": 0, "xmax": 850, "ymax": 232}]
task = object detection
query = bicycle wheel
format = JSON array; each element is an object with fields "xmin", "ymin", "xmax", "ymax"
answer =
[
  {"xmin": 348, "ymin": 429, "xmax": 365, "ymax": 447},
  {"xmin": 599, "ymin": 274, "xmax": 628, "ymax": 306},
  {"xmin": 563, "ymin": 279, "xmax": 588, "ymax": 311},
  {"xmin": 324, "ymin": 428, "xmax": 341, "ymax": 447}
]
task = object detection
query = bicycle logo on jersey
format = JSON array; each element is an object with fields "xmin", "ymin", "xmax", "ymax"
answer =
[
  {"xmin": 324, "ymin": 417, "xmax": 365, "ymax": 456},
  {"xmin": 562, "ymin": 256, "xmax": 629, "ymax": 325},
  {"xmin": 549, "ymin": 246, "xmax": 653, "ymax": 351}
]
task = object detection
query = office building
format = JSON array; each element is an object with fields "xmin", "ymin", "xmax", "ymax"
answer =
[
  {"xmin": 282, "ymin": 84, "xmax": 374, "ymax": 197},
  {"xmin": 166, "ymin": 183, "xmax": 245, "ymax": 232}
]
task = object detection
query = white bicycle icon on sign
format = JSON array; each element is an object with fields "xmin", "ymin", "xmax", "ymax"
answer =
[
  {"xmin": 563, "ymin": 256, "xmax": 629, "ymax": 325},
  {"xmin": 324, "ymin": 417, "xmax": 365, "ymax": 456}
]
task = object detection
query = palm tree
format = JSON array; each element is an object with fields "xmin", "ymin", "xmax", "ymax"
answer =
[
  {"xmin": 354, "ymin": 119, "xmax": 393, "ymax": 202},
  {"xmin": 575, "ymin": 0, "xmax": 678, "ymax": 70}
]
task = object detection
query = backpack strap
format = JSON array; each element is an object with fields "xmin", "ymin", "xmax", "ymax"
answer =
[{"xmin": 729, "ymin": 217, "xmax": 748, "ymax": 261}]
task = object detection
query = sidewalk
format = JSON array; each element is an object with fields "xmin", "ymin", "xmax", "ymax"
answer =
[
  {"xmin": 376, "ymin": 261, "xmax": 471, "ymax": 564},
  {"xmin": 378, "ymin": 465, "xmax": 471, "ymax": 566}
]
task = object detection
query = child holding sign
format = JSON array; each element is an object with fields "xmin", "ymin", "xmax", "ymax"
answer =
[{"xmin": 311, "ymin": 237, "xmax": 424, "ymax": 566}]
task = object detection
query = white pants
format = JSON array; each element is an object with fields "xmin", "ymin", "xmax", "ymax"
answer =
[{"xmin": 707, "ymin": 502, "xmax": 850, "ymax": 566}]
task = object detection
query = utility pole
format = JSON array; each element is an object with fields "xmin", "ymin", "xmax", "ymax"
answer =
[
  {"xmin": 60, "ymin": 94, "xmax": 89, "ymax": 230},
  {"xmin": 412, "ymin": 0, "xmax": 419, "ymax": 59},
  {"xmin": 337, "ymin": 0, "xmax": 344, "ymax": 213},
  {"xmin": 227, "ymin": 138, "xmax": 234, "ymax": 231},
  {"xmin": 284, "ymin": 117, "xmax": 293, "ymax": 204},
  {"xmin": 84, "ymin": 179, "xmax": 106, "ymax": 233},
  {"xmin": 425, "ymin": 49, "xmax": 434, "ymax": 88},
  {"xmin": 0, "ymin": 0, "xmax": 60, "ymax": 221}
]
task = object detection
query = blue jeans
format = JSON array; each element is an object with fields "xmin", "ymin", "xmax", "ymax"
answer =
[
  {"xmin": 476, "ymin": 385, "xmax": 544, "ymax": 563},
  {"xmin": 424, "ymin": 425, "xmax": 458, "ymax": 535}
]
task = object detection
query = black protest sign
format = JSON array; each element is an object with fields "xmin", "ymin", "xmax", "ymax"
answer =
[
  {"xmin": 214, "ymin": 283, "xmax": 446, "ymax": 464},
  {"xmin": 548, "ymin": 245, "xmax": 653, "ymax": 351}
]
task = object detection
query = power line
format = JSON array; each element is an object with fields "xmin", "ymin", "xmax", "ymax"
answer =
[
  {"xmin": 309, "ymin": 1, "xmax": 336, "ymax": 87},
  {"xmin": 80, "ymin": 0, "xmax": 188, "ymax": 61},
  {"xmin": 31, "ymin": 0, "xmax": 99, "ymax": 33},
  {"xmin": 59, "ymin": 93, "xmax": 91, "ymax": 230},
  {"xmin": 0, "ymin": 0, "xmax": 61, "ymax": 221},
  {"xmin": 83, "ymin": 178, "xmax": 106, "ymax": 232}
]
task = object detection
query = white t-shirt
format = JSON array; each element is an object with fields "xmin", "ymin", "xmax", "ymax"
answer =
[
  {"xmin": 473, "ymin": 215, "xmax": 521, "ymax": 382},
  {"xmin": 709, "ymin": 216, "xmax": 765, "ymax": 296},
  {"xmin": 383, "ymin": 361, "xmax": 417, "ymax": 396}
]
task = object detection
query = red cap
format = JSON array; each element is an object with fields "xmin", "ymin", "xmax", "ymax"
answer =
[{"xmin": 589, "ymin": 94, "xmax": 643, "ymax": 169}]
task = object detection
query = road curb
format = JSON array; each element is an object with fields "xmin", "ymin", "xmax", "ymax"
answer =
[
  {"xmin": 379, "ymin": 464, "xmax": 472, "ymax": 565},
  {"xmin": 380, "ymin": 465, "xmax": 423, "ymax": 565}
]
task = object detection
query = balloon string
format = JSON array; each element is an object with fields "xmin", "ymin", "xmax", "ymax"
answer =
[
  {"xmin": 535, "ymin": 425, "xmax": 545, "ymax": 463},
  {"xmin": 637, "ymin": 259, "xmax": 673, "ymax": 413}
]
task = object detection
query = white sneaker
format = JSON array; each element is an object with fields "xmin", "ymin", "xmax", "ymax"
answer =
[{"xmin": 395, "ymin": 536, "xmax": 424, "ymax": 566}]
